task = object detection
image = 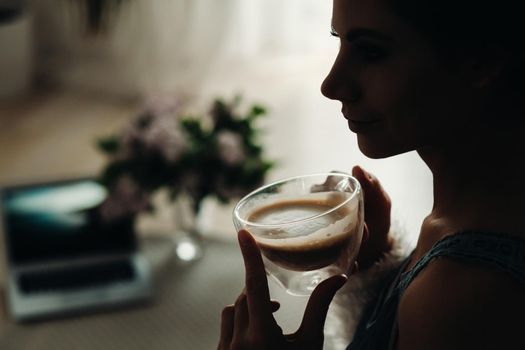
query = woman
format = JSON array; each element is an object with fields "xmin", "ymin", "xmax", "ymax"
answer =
[{"xmin": 218, "ymin": 0, "xmax": 525, "ymax": 349}]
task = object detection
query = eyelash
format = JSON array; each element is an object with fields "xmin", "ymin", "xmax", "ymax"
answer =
[{"xmin": 329, "ymin": 29, "xmax": 388, "ymax": 63}]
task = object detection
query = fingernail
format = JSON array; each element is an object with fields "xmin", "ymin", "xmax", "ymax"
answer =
[
  {"xmin": 354, "ymin": 166, "xmax": 371, "ymax": 183},
  {"xmin": 361, "ymin": 167, "xmax": 373, "ymax": 181}
]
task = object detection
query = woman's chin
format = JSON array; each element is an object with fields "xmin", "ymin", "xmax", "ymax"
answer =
[{"xmin": 356, "ymin": 138, "xmax": 410, "ymax": 159}]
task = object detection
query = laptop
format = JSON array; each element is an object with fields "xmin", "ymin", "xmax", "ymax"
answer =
[{"xmin": 0, "ymin": 178, "xmax": 153, "ymax": 321}]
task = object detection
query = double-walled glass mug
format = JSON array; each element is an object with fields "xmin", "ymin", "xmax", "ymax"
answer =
[{"xmin": 233, "ymin": 173, "xmax": 364, "ymax": 296}]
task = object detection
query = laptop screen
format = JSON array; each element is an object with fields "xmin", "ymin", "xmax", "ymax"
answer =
[{"xmin": 1, "ymin": 179, "xmax": 136, "ymax": 265}]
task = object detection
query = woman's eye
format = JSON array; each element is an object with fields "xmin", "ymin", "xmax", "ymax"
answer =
[{"xmin": 353, "ymin": 43, "xmax": 388, "ymax": 62}]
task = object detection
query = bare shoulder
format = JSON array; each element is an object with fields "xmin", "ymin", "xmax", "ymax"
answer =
[{"xmin": 397, "ymin": 257, "xmax": 525, "ymax": 350}]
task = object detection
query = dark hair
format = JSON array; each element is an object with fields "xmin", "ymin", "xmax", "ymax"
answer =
[{"xmin": 388, "ymin": 1, "xmax": 525, "ymax": 94}]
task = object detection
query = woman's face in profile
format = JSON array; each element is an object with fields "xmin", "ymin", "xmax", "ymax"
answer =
[{"xmin": 321, "ymin": 0, "xmax": 477, "ymax": 158}]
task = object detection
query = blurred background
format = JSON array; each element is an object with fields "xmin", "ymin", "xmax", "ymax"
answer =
[{"xmin": 0, "ymin": 0, "xmax": 432, "ymax": 349}]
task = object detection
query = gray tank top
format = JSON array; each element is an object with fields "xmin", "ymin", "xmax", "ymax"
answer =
[{"xmin": 347, "ymin": 231, "xmax": 525, "ymax": 350}]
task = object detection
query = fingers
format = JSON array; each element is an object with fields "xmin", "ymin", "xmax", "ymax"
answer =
[
  {"xmin": 352, "ymin": 166, "xmax": 392, "ymax": 218},
  {"xmin": 311, "ymin": 170, "xmax": 350, "ymax": 192},
  {"xmin": 298, "ymin": 274, "xmax": 348, "ymax": 339},
  {"xmin": 232, "ymin": 291, "xmax": 281, "ymax": 326},
  {"xmin": 352, "ymin": 165, "xmax": 391, "ymax": 239},
  {"xmin": 363, "ymin": 221, "xmax": 370, "ymax": 242},
  {"xmin": 352, "ymin": 165, "xmax": 370, "ymax": 183},
  {"xmin": 352, "ymin": 166, "xmax": 393, "ymax": 269},
  {"xmin": 237, "ymin": 230, "xmax": 273, "ymax": 328},
  {"xmin": 219, "ymin": 305, "xmax": 234, "ymax": 349},
  {"xmin": 220, "ymin": 289, "xmax": 280, "ymax": 347},
  {"xmin": 233, "ymin": 291, "xmax": 249, "ymax": 337},
  {"xmin": 219, "ymin": 296, "xmax": 280, "ymax": 349}
]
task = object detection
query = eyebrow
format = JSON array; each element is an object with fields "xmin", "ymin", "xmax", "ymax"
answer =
[{"xmin": 331, "ymin": 25, "xmax": 393, "ymax": 42}]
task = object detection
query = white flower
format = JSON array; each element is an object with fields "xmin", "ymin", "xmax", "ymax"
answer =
[{"xmin": 216, "ymin": 130, "xmax": 245, "ymax": 166}]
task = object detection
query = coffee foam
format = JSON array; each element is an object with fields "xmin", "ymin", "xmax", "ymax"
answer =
[{"xmin": 251, "ymin": 197, "xmax": 358, "ymax": 250}]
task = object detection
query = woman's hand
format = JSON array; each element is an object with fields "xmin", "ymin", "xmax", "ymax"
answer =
[
  {"xmin": 352, "ymin": 166, "xmax": 393, "ymax": 270},
  {"xmin": 218, "ymin": 230, "xmax": 347, "ymax": 350}
]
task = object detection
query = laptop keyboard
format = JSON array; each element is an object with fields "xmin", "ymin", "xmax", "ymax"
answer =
[{"xmin": 18, "ymin": 260, "xmax": 136, "ymax": 294}]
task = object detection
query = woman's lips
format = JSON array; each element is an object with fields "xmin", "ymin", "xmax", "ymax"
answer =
[
  {"xmin": 342, "ymin": 109, "xmax": 380, "ymax": 132},
  {"xmin": 346, "ymin": 118, "xmax": 380, "ymax": 133}
]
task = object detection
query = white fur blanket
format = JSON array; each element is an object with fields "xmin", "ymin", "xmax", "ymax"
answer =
[{"xmin": 323, "ymin": 227, "xmax": 413, "ymax": 350}]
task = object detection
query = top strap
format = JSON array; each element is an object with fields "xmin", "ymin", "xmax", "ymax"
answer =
[{"xmin": 398, "ymin": 231, "xmax": 525, "ymax": 292}]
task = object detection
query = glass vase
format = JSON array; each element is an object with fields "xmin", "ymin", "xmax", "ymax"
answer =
[{"xmin": 172, "ymin": 194, "xmax": 204, "ymax": 262}]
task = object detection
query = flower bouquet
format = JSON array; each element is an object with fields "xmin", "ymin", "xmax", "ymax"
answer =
[{"xmin": 96, "ymin": 96, "xmax": 274, "ymax": 259}]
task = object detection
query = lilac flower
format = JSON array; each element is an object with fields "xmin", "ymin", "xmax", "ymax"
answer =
[
  {"xmin": 216, "ymin": 130, "xmax": 245, "ymax": 166},
  {"xmin": 117, "ymin": 123, "xmax": 144, "ymax": 159},
  {"xmin": 142, "ymin": 115, "xmax": 187, "ymax": 163},
  {"xmin": 99, "ymin": 175, "xmax": 151, "ymax": 222},
  {"xmin": 97, "ymin": 97, "xmax": 273, "ymax": 216},
  {"xmin": 143, "ymin": 95, "xmax": 183, "ymax": 118},
  {"xmin": 118, "ymin": 112, "xmax": 187, "ymax": 163}
]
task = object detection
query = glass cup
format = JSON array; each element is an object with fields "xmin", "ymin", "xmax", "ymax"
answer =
[{"xmin": 233, "ymin": 173, "xmax": 364, "ymax": 296}]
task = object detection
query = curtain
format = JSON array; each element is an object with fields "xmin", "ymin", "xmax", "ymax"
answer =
[{"xmin": 111, "ymin": 0, "xmax": 333, "ymax": 95}]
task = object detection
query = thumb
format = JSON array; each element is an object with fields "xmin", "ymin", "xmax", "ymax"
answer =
[{"xmin": 297, "ymin": 274, "xmax": 347, "ymax": 339}]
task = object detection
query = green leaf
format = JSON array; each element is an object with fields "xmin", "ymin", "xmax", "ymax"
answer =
[
  {"xmin": 96, "ymin": 137, "xmax": 120, "ymax": 154},
  {"xmin": 247, "ymin": 105, "xmax": 266, "ymax": 121},
  {"xmin": 181, "ymin": 118, "xmax": 207, "ymax": 142}
]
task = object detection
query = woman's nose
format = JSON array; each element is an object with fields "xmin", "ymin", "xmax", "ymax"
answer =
[
  {"xmin": 321, "ymin": 66, "xmax": 338, "ymax": 100},
  {"xmin": 321, "ymin": 54, "xmax": 360, "ymax": 102}
]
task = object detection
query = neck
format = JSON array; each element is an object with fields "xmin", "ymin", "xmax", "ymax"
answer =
[{"xmin": 417, "ymin": 125, "xmax": 525, "ymax": 245}]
